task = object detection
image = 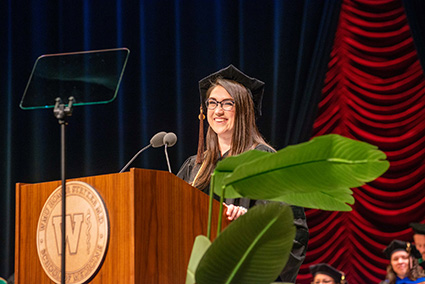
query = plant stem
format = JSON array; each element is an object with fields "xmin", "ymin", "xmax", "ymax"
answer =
[
  {"xmin": 217, "ymin": 188, "xmax": 225, "ymax": 237},
  {"xmin": 207, "ymin": 174, "xmax": 214, "ymax": 240}
]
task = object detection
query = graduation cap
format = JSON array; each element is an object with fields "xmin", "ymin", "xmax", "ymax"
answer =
[
  {"xmin": 195, "ymin": 65, "xmax": 265, "ymax": 163},
  {"xmin": 309, "ymin": 263, "xmax": 346, "ymax": 283},
  {"xmin": 198, "ymin": 64, "xmax": 265, "ymax": 117},
  {"xmin": 410, "ymin": 223, "xmax": 425, "ymax": 235},
  {"xmin": 383, "ymin": 240, "xmax": 422, "ymax": 259}
]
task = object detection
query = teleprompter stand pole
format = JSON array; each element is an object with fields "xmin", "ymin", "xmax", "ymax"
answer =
[{"xmin": 53, "ymin": 96, "xmax": 75, "ymax": 284}]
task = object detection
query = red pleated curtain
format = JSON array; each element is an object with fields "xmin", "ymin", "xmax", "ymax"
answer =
[{"xmin": 298, "ymin": 0, "xmax": 425, "ymax": 283}]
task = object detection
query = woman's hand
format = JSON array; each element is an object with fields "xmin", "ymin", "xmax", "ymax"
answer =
[{"xmin": 224, "ymin": 204, "xmax": 248, "ymax": 221}]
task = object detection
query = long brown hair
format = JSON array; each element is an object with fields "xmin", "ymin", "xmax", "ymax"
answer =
[{"xmin": 193, "ymin": 78, "xmax": 273, "ymax": 190}]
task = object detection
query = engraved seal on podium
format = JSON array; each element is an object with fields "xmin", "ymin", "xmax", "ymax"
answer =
[{"xmin": 36, "ymin": 181, "xmax": 110, "ymax": 284}]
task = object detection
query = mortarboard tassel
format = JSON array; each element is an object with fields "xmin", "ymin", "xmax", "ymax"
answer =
[{"xmin": 196, "ymin": 106, "xmax": 205, "ymax": 164}]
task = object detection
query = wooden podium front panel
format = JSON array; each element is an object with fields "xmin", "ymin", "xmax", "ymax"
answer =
[
  {"xmin": 132, "ymin": 169, "xmax": 224, "ymax": 284},
  {"xmin": 15, "ymin": 180, "xmax": 61, "ymax": 284},
  {"xmin": 15, "ymin": 172, "xmax": 136, "ymax": 284},
  {"xmin": 15, "ymin": 169, "xmax": 228, "ymax": 283},
  {"xmin": 74, "ymin": 171, "xmax": 135, "ymax": 283}
]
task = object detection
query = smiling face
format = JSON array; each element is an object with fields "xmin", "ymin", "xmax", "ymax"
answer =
[
  {"xmin": 313, "ymin": 274, "xmax": 336, "ymax": 284},
  {"xmin": 391, "ymin": 250, "xmax": 410, "ymax": 278},
  {"xmin": 413, "ymin": 234, "xmax": 425, "ymax": 259},
  {"xmin": 207, "ymin": 85, "xmax": 236, "ymax": 141}
]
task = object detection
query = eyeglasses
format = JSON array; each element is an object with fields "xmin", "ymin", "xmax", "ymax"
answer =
[{"xmin": 205, "ymin": 98, "xmax": 235, "ymax": 111}]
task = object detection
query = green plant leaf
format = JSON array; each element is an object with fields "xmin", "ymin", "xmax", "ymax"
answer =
[
  {"xmin": 190, "ymin": 134, "xmax": 390, "ymax": 284},
  {"xmin": 271, "ymin": 190, "xmax": 354, "ymax": 211},
  {"xmin": 186, "ymin": 235, "xmax": 212, "ymax": 284},
  {"xmin": 195, "ymin": 203, "xmax": 295, "ymax": 284},
  {"xmin": 220, "ymin": 134, "xmax": 389, "ymax": 211},
  {"xmin": 212, "ymin": 150, "xmax": 273, "ymax": 199}
]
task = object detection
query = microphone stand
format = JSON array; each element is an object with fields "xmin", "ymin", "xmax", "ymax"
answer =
[
  {"xmin": 164, "ymin": 144, "xmax": 172, "ymax": 173},
  {"xmin": 119, "ymin": 144, "xmax": 151, "ymax": 173},
  {"xmin": 53, "ymin": 96, "xmax": 75, "ymax": 284}
]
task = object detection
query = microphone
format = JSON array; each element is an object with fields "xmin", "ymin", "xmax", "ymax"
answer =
[
  {"xmin": 163, "ymin": 132, "xmax": 177, "ymax": 147},
  {"xmin": 163, "ymin": 132, "xmax": 177, "ymax": 173},
  {"xmin": 150, "ymin": 131, "xmax": 167, "ymax": 148},
  {"xmin": 119, "ymin": 131, "xmax": 166, "ymax": 173}
]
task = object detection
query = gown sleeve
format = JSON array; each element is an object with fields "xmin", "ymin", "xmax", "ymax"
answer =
[{"xmin": 176, "ymin": 154, "xmax": 203, "ymax": 186}]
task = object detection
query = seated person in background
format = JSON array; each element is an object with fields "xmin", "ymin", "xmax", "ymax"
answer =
[
  {"xmin": 380, "ymin": 240, "xmax": 425, "ymax": 284},
  {"xmin": 411, "ymin": 223, "xmax": 425, "ymax": 268},
  {"xmin": 309, "ymin": 263, "xmax": 347, "ymax": 284}
]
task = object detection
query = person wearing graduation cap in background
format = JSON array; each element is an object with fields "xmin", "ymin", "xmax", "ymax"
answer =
[
  {"xmin": 410, "ymin": 223, "xmax": 425, "ymax": 268},
  {"xmin": 309, "ymin": 263, "xmax": 347, "ymax": 284},
  {"xmin": 177, "ymin": 65, "xmax": 309, "ymax": 282},
  {"xmin": 380, "ymin": 240, "xmax": 425, "ymax": 284}
]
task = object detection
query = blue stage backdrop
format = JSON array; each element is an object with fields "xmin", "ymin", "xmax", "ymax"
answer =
[{"xmin": 1, "ymin": 0, "xmax": 342, "ymax": 281}]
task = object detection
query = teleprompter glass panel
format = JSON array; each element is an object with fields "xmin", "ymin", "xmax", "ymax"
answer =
[{"xmin": 20, "ymin": 48, "xmax": 130, "ymax": 109}]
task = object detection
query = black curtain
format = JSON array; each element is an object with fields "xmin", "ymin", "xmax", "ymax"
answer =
[
  {"xmin": 0, "ymin": 0, "xmax": 340, "ymax": 280},
  {"xmin": 403, "ymin": 0, "xmax": 425, "ymax": 72}
]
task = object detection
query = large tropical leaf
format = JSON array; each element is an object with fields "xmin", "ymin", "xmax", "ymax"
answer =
[
  {"xmin": 270, "ymin": 189, "xmax": 354, "ymax": 211},
  {"xmin": 214, "ymin": 134, "xmax": 389, "ymax": 211},
  {"xmin": 186, "ymin": 235, "xmax": 211, "ymax": 284},
  {"xmin": 188, "ymin": 134, "xmax": 389, "ymax": 284},
  {"xmin": 195, "ymin": 203, "xmax": 295, "ymax": 284},
  {"xmin": 211, "ymin": 150, "xmax": 272, "ymax": 199}
]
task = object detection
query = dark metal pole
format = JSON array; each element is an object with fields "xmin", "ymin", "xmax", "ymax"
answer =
[
  {"xmin": 60, "ymin": 121, "xmax": 66, "ymax": 284},
  {"xmin": 54, "ymin": 96, "xmax": 74, "ymax": 284}
]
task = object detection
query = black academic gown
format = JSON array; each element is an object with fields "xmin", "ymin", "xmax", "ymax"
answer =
[{"xmin": 176, "ymin": 144, "xmax": 309, "ymax": 283}]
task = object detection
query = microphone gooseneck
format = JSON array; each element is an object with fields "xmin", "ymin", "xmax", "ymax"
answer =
[
  {"xmin": 164, "ymin": 132, "xmax": 177, "ymax": 173},
  {"xmin": 119, "ymin": 131, "xmax": 167, "ymax": 173}
]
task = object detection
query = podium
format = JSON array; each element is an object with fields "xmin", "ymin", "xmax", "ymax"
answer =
[{"xmin": 15, "ymin": 168, "xmax": 229, "ymax": 283}]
